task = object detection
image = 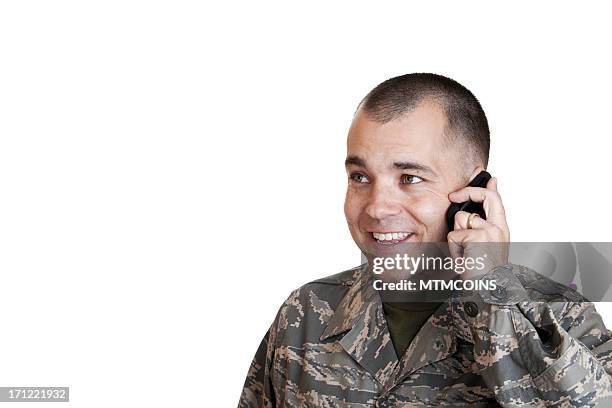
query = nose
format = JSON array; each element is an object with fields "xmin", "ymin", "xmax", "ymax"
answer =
[{"xmin": 365, "ymin": 184, "xmax": 402, "ymax": 221}]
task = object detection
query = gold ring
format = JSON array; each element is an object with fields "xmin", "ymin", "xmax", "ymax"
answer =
[{"xmin": 467, "ymin": 213, "xmax": 480, "ymax": 229}]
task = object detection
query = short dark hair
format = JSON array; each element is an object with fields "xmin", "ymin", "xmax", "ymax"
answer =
[{"xmin": 359, "ymin": 73, "xmax": 490, "ymax": 167}]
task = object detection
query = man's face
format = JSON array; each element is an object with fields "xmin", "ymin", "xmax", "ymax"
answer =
[{"xmin": 344, "ymin": 100, "xmax": 481, "ymax": 260}]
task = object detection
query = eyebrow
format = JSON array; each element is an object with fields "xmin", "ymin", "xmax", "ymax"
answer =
[
  {"xmin": 345, "ymin": 155, "xmax": 437, "ymax": 177},
  {"xmin": 345, "ymin": 155, "xmax": 366, "ymax": 168},
  {"xmin": 392, "ymin": 161, "xmax": 437, "ymax": 176}
]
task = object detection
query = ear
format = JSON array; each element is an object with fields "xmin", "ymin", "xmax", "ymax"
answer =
[{"xmin": 468, "ymin": 165, "xmax": 486, "ymax": 183}]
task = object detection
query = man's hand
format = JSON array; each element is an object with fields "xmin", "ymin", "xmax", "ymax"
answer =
[{"xmin": 447, "ymin": 177, "xmax": 510, "ymax": 279}]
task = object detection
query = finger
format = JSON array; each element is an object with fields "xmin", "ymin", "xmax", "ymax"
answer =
[
  {"xmin": 447, "ymin": 228, "xmax": 488, "ymax": 246},
  {"xmin": 448, "ymin": 186, "xmax": 506, "ymax": 226},
  {"xmin": 454, "ymin": 210, "xmax": 488, "ymax": 231},
  {"xmin": 448, "ymin": 185, "xmax": 493, "ymax": 203},
  {"xmin": 447, "ymin": 229, "xmax": 470, "ymax": 260},
  {"xmin": 454, "ymin": 211, "xmax": 499, "ymax": 234},
  {"xmin": 449, "ymin": 176, "xmax": 499, "ymax": 203},
  {"xmin": 453, "ymin": 210, "xmax": 509, "ymax": 241},
  {"xmin": 447, "ymin": 234, "xmax": 463, "ymax": 260},
  {"xmin": 487, "ymin": 176, "xmax": 498, "ymax": 192}
]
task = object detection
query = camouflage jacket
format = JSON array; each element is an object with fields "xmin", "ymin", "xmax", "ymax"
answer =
[{"xmin": 238, "ymin": 264, "xmax": 612, "ymax": 407}]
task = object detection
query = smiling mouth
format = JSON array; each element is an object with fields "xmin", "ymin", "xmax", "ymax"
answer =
[{"xmin": 371, "ymin": 231, "xmax": 414, "ymax": 245}]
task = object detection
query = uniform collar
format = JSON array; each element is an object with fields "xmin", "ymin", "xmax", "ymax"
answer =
[
  {"xmin": 320, "ymin": 263, "xmax": 469, "ymax": 390},
  {"xmin": 320, "ymin": 264, "xmax": 398, "ymax": 385},
  {"xmin": 320, "ymin": 263, "xmax": 373, "ymax": 340}
]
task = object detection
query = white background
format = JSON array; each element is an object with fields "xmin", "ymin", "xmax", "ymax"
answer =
[{"xmin": 1, "ymin": 1, "xmax": 611, "ymax": 407}]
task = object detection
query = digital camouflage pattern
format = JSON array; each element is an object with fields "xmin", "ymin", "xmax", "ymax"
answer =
[{"xmin": 238, "ymin": 264, "xmax": 612, "ymax": 407}]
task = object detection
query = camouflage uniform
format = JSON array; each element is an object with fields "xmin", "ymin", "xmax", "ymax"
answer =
[{"xmin": 238, "ymin": 264, "xmax": 612, "ymax": 407}]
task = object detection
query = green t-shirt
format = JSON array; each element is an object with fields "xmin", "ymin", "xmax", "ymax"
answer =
[{"xmin": 382, "ymin": 301, "xmax": 443, "ymax": 359}]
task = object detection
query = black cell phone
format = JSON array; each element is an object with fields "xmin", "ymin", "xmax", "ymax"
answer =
[{"xmin": 445, "ymin": 170, "xmax": 491, "ymax": 231}]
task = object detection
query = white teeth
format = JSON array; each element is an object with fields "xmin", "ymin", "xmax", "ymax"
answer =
[{"xmin": 372, "ymin": 232, "xmax": 411, "ymax": 242}]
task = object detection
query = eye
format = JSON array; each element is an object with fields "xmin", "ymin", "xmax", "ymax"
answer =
[
  {"xmin": 400, "ymin": 174, "xmax": 423, "ymax": 184},
  {"xmin": 349, "ymin": 172, "xmax": 370, "ymax": 184}
]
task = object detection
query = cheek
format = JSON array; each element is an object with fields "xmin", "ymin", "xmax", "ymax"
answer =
[
  {"xmin": 344, "ymin": 190, "xmax": 358, "ymax": 224},
  {"xmin": 344, "ymin": 188, "xmax": 367, "ymax": 230},
  {"xmin": 405, "ymin": 191, "xmax": 449, "ymax": 225}
]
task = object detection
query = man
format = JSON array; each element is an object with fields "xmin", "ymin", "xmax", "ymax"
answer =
[{"xmin": 238, "ymin": 74, "xmax": 612, "ymax": 407}]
